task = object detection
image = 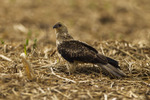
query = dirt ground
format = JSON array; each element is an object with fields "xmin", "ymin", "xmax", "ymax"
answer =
[{"xmin": 0, "ymin": 0, "xmax": 150, "ymax": 100}]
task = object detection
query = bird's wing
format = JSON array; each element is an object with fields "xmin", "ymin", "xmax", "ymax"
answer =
[
  {"xmin": 106, "ymin": 57, "xmax": 120, "ymax": 69},
  {"xmin": 57, "ymin": 40, "xmax": 108, "ymax": 64}
]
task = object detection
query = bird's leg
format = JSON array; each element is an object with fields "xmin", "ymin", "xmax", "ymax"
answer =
[
  {"xmin": 57, "ymin": 52, "xmax": 63, "ymax": 63},
  {"xmin": 66, "ymin": 63, "xmax": 71, "ymax": 75},
  {"xmin": 66, "ymin": 62, "xmax": 77, "ymax": 75}
]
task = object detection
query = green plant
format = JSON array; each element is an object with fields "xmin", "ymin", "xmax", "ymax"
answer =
[
  {"xmin": 0, "ymin": 39, "xmax": 5, "ymax": 44},
  {"xmin": 33, "ymin": 39, "xmax": 37, "ymax": 49},
  {"xmin": 24, "ymin": 44, "xmax": 27, "ymax": 55},
  {"xmin": 26, "ymin": 39, "xmax": 29, "ymax": 46},
  {"xmin": 24, "ymin": 39, "xmax": 29, "ymax": 55}
]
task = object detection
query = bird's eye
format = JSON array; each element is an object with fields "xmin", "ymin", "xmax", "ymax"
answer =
[{"xmin": 58, "ymin": 24, "xmax": 62, "ymax": 27}]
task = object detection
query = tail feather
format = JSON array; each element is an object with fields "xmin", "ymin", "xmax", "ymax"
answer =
[
  {"xmin": 106, "ymin": 57, "xmax": 120, "ymax": 69},
  {"xmin": 97, "ymin": 63, "xmax": 126, "ymax": 78}
]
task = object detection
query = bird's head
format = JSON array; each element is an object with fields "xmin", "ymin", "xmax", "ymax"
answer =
[{"xmin": 53, "ymin": 22, "xmax": 68, "ymax": 33}]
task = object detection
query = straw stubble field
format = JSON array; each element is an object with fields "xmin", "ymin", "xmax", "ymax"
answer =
[{"xmin": 0, "ymin": 0, "xmax": 150, "ymax": 99}]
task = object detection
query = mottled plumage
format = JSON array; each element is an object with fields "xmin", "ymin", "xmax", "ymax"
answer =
[
  {"xmin": 53, "ymin": 22, "xmax": 126, "ymax": 78},
  {"xmin": 58, "ymin": 40, "xmax": 107, "ymax": 64}
]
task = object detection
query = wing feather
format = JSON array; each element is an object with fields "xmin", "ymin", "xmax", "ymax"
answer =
[
  {"xmin": 106, "ymin": 57, "xmax": 120, "ymax": 69},
  {"xmin": 58, "ymin": 40, "xmax": 108, "ymax": 64}
]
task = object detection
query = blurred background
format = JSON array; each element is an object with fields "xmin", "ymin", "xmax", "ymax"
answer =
[{"xmin": 0, "ymin": 0, "xmax": 150, "ymax": 45}]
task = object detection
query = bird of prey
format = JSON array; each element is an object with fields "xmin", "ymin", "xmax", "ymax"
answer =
[{"xmin": 53, "ymin": 22, "xmax": 126, "ymax": 78}]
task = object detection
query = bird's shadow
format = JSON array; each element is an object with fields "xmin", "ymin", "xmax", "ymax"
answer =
[
  {"xmin": 75, "ymin": 66, "xmax": 100, "ymax": 75},
  {"xmin": 56, "ymin": 65, "xmax": 113, "ymax": 78}
]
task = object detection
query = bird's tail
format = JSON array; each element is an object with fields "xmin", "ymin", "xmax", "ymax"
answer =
[{"xmin": 97, "ymin": 63, "xmax": 126, "ymax": 78}]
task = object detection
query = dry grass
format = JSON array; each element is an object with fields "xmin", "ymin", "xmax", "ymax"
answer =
[
  {"xmin": 0, "ymin": 0, "xmax": 150, "ymax": 100},
  {"xmin": 0, "ymin": 40, "xmax": 150, "ymax": 99}
]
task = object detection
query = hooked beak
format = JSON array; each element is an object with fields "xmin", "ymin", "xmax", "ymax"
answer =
[{"xmin": 53, "ymin": 24, "xmax": 57, "ymax": 29}]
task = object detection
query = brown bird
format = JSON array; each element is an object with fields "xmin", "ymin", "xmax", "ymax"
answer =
[{"xmin": 53, "ymin": 22, "xmax": 126, "ymax": 78}]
